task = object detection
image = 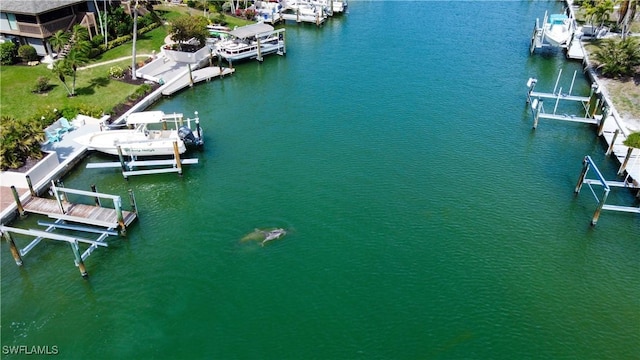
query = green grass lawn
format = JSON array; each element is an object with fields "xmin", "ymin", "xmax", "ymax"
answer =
[
  {"xmin": 0, "ymin": 8, "xmax": 251, "ymax": 122},
  {"xmin": 0, "ymin": 61, "xmax": 139, "ymax": 121}
]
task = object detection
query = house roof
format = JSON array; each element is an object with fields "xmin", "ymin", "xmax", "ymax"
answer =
[{"xmin": 0, "ymin": 1, "xmax": 84, "ymax": 15}]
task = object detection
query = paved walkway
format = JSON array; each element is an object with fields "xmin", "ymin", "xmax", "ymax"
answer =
[{"xmin": 78, "ymin": 54, "xmax": 154, "ymax": 70}]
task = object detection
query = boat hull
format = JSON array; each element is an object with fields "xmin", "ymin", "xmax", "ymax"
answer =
[{"xmin": 74, "ymin": 130, "xmax": 187, "ymax": 156}]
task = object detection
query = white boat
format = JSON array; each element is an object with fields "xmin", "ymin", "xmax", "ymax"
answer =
[
  {"xmin": 543, "ymin": 13, "xmax": 573, "ymax": 47},
  {"xmin": 74, "ymin": 111, "xmax": 202, "ymax": 157},
  {"xmin": 216, "ymin": 23, "xmax": 285, "ymax": 62}
]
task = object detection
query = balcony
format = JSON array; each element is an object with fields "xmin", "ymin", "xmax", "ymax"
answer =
[{"xmin": 4, "ymin": 15, "xmax": 75, "ymax": 39}]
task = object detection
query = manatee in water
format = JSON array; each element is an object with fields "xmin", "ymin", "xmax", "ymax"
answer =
[{"xmin": 240, "ymin": 228, "xmax": 287, "ymax": 246}]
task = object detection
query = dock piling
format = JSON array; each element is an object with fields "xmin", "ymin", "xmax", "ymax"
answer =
[
  {"xmin": 618, "ymin": 147, "xmax": 634, "ymax": 176},
  {"xmin": 2, "ymin": 230, "xmax": 23, "ymax": 266},
  {"xmin": 574, "ymin": 157, "xmax": 590, "ymax": 193},
  {"xmin": 606, "ymin": 129, "xmax": 620, "ymax": 156},
  {"xmin": 10, "ymin": 186, "xmax": 25, "ymax": 217},
  {"xmin": 173, "ymin": 141, "xmax": 183, "ymax": 176},
  {"xmin": 91, "ymin": 184, "xmax": 102, "ymax": 206},
  {"xmin": 25, "ymin": 175, "xmax": 36, "ymax": 196},
  {"xmin": 128, "ymin": 189, "xmax": 138, "ymax": 215},
  {"xmin": 70, "ymin": 240, "xmax": 89, "ymax": 278}
]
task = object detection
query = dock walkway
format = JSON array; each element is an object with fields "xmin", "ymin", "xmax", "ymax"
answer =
[
  {"xmin": 22, "ymin": 197, "xmax": 136, "ymax": 229},
  {"xmin": 161, "ymin": 67, "xmax": 235, "ymax": 96}
]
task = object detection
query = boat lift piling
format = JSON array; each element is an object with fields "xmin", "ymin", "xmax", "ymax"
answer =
[{"xmin": 574, "ymin": 156, "xmax": 640, "ymax": 225}]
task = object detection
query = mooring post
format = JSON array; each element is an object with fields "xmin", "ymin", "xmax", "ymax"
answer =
[
  {"xmin": 70, "ymin": 240, "xmax": 88, "ymax": 278},
  {"xmin": 591, "ymin": 188, "xmax": 610, "ymax": 226},
  {"xmin": 25, "ymin": 175, "xmax": 36, "ymax": 196},
  {"xmin": 2, "ymin": 230, "xmax": 23, "ymax": 266},
  {"xmin": 586, "ymin": 83, "xmax": 598, "ymax": 115},
  {"xmin": 590, "ymin": 98, "xmax": 601, "ymax": 118},
  {"xmin": 128, "ymin": 189, "xmax": 138, "ymax": 215},
  {"xmin": 51, "ymin": 181, "xmax": 66, "ymax": 215},
  {"xmin": 296, "ymin": 8, "xmax": 300, "ymax": 23},
  {"xmin": 173, "ymin": 141, "xmax": 183, "ymax": 176},
  {"xmin": 10, "ymin": 186, "xmax": 25, "ymax": 217},
  {"xmin": 606, "ymin": 129, "xmax": 620, "ymax": 156},
  {"xmin": 218, "ymin": 54, "xmax": 223, "ymax": 73},
  {"xmin": 617, "ymin": 147, "xmax": 634, "ymax": 175},
  {"xmin": 533, "ymin": 99, "xmax": 542, "ymax": 129},
  {"xmin": 116, "ymin": 145, "xmax": 128, "ymax": 178},
  {"xmin": 257, "ymin": 37, "xmax": 263, "ymax": 62},
  {"xmin": 161, "ymin": 120, "xmax": 168, "ymax": 131},
  {"xmin": 574, "ymin": 157, "xmax": 590, "ymax": 193},
  {"xmin": 596, "ymin": 107, "xmax": 610, "ymax": 136},
  {"xmin": 91, "ymin": 184, "xmax": 101, "ymax": 206},
  {"xmin": 114, "ymin": 196, "xmax": 126, "ymax": 235},
  {"xmin": 526, "ymin": 78, "xmax": 537, "ymax": 104},
  {"xmin": 188, "ymin": 63, "xmax": 194, "ymax": 87}
]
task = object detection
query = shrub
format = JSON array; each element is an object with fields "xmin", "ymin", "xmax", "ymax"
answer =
[
  {"xmin": 17, "ymin": 45, "xmax": 38, "ymax": 62},
  {"xmin": 88, "ymin": 47, "xmax": 102, "ymax": 59},
  {"xmin": 32, "ymin": 76, "xmax": 51, "ymax": 93},
  {"xmin": 91, "ymin": 34, "xmax": 105, "ymax": 47},
  {"xmin": 186, "ymin": 0, "xmax": 196, "ymax": 8},
  {"xmin": 109, "ymin": 65, "xmax": 125, "ymax": 78},
  {"xmin": 0, "ymin": 42, "xmax": 17, "ymax": 65}
]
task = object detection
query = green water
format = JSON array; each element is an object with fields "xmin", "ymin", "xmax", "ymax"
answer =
[{"xmin": 2, "ymin": 2, "xmax": 639, "ymax": 359}]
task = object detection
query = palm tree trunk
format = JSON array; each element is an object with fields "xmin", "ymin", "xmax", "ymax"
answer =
[{"xmin": 131, "ymin": 0, "xmax": 138, "ymax": 80}]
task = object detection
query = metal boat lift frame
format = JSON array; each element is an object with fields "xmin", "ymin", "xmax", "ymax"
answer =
[
  {"xmin": 574, "ymin": 156, "xmax": 640, "ymax": 225},
  {"xmin": 526, "ymin": 69, "xmax": 602, "ymax": 129}
]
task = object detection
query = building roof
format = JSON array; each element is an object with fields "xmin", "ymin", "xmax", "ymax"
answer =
[{"xmin": 0, "ymin": 1, "xmax": 84, "ymax": 15}]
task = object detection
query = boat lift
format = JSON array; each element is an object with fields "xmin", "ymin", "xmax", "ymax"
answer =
[
  {"xmin": 574, "ymin": 156, "xmax": 640, "ymax": 225},
  {"xmin": 530, "ymin": 10, "xmax": 576, "ymax": 54},
  {"xmin": 2, "ymin": 182, "xmax": 136, "ymax": 277},
  {"xmin": 86, "ymin": 140, "xmax": 199, "ymax": 179},
  {"xmin": 526, "ymin": 69, "xmax": 602, "ymax": 129}
]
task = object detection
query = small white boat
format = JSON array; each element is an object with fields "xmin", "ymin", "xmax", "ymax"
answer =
[
  {"xmin": 216, "ymin": 23, "xmax": 285, "ymax": 62},
  {"xmin": 543, "ymin": 13, "xmax": 573, "ymax": 47},
  {"xmin": 74, "ymin": 111, "xmax": 202, "ymax": 157}
]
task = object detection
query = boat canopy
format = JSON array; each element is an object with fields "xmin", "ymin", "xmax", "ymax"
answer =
[
  {"xmin": 126, "ymin": 111, "xmax": 166, "ymax": 125},
  {"xmin": 229, "ymin": 23, "xmax": 275, "ymax": 39}
]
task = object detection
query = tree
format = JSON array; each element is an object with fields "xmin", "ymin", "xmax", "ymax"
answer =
[
  {"xmin": 170, "ymin": 15, "xmax": 209, "ymax": 50},
  {"xmin": 49, "ymin": 30, "xmax": 70, "ymax": 55},
  {"xmin": 63, "ymin": 48, "xmax": 89, "ymax": 96},
  {"xmin": 583, "ymin": 0, "xmax": 615, "ymax": 28},
  {"xmin": 52, "ymin": 60, "xmax": 73, "ymax": 97},
  {"xmin": 593, "ymin": 37, "xmax": 640, "ymax": 78}
]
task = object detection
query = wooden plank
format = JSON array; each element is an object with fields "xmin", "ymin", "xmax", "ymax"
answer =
[{"xmin": 22, "ymin": 197, "xmax": 135, "ymax": 228}]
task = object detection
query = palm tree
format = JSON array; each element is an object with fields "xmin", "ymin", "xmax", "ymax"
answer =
[
  {"xmin": 593, "ymin": 37, "xmax": 640, "ymax": 78},
  {"xmin": 131, "ymin": 0, "xmax": 139, "ymax": 80},
  {"xmin": 52, "ymin": 61, "xmax": 73, "ymax": 96},
  {"xmin": 63, "ymin": 49, "xmax": 89, "ymax": 96},
  {"xmin": 49, "ymin": 30, "xmax": 70, "ymax": 56}
]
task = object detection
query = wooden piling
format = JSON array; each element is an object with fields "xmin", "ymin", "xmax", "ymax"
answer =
[
  {"xmin": 10, "ymin": 186, "xmax": 25, "ymax": 217},
  {"xmin": 257, "ymin": 37, "xmax": 263, "ymax": 62},
  {"xmin": 25, "ymin": 175, "xmax": 36, "ymax": 196},
  {"xmin": 51, "ymin": 181, "xmax": 66, "ymax": 215},
  {"xmin": 188, "ymin": 64, "xmax": 194, "ymax": 87},
  {"xmin": 574, "ymin": 157, "xmax": 590, "ymax": 193},
  {"xmin": 591, "ymin": 188, "xmax": 610, "ymax": 226},
  {"xmin": 617, "ymin": 147, "xmax": 634, "ymax": 175},
  {"xmin": 128, "ymin": 189, "xmax": 138, "ymax": 215},
  {"xmin": 173, "ymin": 141, "xmax": 183, "ymax": 176},
  {"xmin": 533, "ymin": 100, "xmax": 542, "ymax": 129},
  {"xmin": 2, "ymin": 230, "xmax": 23, "ymax": 266},
  {"xmin": 91, "ymin": 184, "xmax": 102, "ymax": 206},
  {"xmin": 116, "ymin": 145, "xmax": 128, "ymax": 176},
  {"xmin": 114, "ymin": 196, "xmax": 126, "ymax": 235},
  {"xmin": 606, "ymin": 129, "xmax": 620, "ymax": 156},
  {"xmin": 596, "ymin": 107, "xmax": 609, "ymax": 136},
  {"xmin": 70, "ymin": 240, "xmax": 88, "ymax": 278}
]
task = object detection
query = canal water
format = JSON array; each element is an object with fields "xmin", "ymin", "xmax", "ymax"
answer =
[{"xmin": 2, "ymin": 2, "xmax": 638, "ymax": 359}]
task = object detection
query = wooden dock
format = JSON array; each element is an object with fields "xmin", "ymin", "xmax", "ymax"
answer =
[
  {"xmin": 22, "ymin": 197, "xmax": 136, "ymax": 229},
  {"xmin": 161, "ymin": 66, "xmax": 235, "ymax": 96},
  {"xmin": 10, "ymin": 181, "xmax": 137, "ymax": 234}
]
